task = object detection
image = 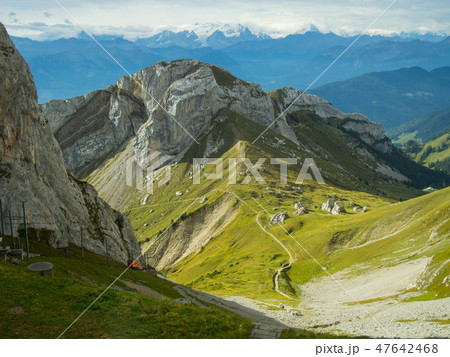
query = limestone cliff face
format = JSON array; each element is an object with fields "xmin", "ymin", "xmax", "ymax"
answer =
[
  {"xmin": 40, "ymin": 60, "xmax": 299, "ymax": 177},
  {"xmin": 41, "ymin": 60, "xmax": 395, "ymax": 179},
  {"xmin": 0, "ymin": 24, "xmax": 140, "ymax": 263}
]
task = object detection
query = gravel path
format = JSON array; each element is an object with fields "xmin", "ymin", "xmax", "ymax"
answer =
[
  {"xmin": 256, "ymin": 212, "xmax": 296, "ymax": 300},
  {"xmin": 172, "ymin": 284, "xmax": 287, "ymax": 338}
]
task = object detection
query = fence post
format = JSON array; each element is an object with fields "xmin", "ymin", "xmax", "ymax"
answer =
[
  {"xmin": 9, "ymin": 210, "xmax": 14, "ymax": 249},
  {"xmin": 22, "ymin": 201, "xmax": 29, "ymax": 258},
  {"xmin": 0, "ymin": 199, "xmax": 5, "ymax": 249}
]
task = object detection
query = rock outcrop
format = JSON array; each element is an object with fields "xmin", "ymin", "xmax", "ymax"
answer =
[
  {"xmin": 293, "ymin": 202, "xmax": 308, "ymax": 216},
  {"xmin": 322, "ymin": 199, "xmax": 336, "ymax": 213},
  {"xmin": 321, "ymin": 200, "xmax": 346, "ymax": 215},
  {"xmin": 0, "ymin": 24, "xmax": 140, "ymax": 263},
  {"xmin": 293, "ymin": 207, "xmax": 308, "ymax": 216},
  {"xmin": 270, "ymin": 211, "xmax": 288, "ymax": 224}
]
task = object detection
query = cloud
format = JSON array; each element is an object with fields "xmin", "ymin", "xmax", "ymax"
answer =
[
  {"xmin": 1, "ymin": 0, "xmax": 449, "ymax": 40},
  {"xmin": 4, "ymin": 22, "xmax": 81, "ymax": 41}
]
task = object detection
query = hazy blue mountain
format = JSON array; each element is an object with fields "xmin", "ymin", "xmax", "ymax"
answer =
[
  {"xmin": 312, "ymin": 66, "xmax": 450, "ymax": 129},
  {"xmin": 223, "ymin": 36, "xmax": 450, "ymax": 91},
  {"xmin": 11, "ymin": 29, "xmax": 450, "ymax": 103},
  {"xmin": 15, "ymin": 37, "xmax": 238, "ymax": 103},
  {"xmin": 387, "ymin": 109, "xmax": 450, "ymax": 144}
]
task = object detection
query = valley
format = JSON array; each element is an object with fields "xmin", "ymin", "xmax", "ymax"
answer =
[{"xmin": 38, "ymin": 56, "xmax": 449, "ymax": 338}]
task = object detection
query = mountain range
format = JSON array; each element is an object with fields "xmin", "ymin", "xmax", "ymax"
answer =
[
  {"xmin": 10, "ymin": 27, "xmax": 450, "ymax": 103},
  {"xmin": 40, "ymin": 59, "xmax": 449, "ymax": 194},
  {"xmin": 312, "ymin": 66, "xmax": 450, "ymax": 129}
]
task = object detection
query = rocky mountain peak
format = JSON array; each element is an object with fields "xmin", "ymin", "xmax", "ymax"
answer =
[{"xmin": 42, "ymin": 58, "xmax": 397, "ymax": 179}]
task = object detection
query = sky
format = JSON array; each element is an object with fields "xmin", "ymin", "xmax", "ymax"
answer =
[{"xmin": 1, "ymin": 0, "xmax": 449, "ymax": 41}]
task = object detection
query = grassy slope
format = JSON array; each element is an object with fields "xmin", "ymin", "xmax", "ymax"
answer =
[
  {"xmin": 416, "ymin": 132, "xmax": 450, "ymax": 165},
  {"xmin": 0, "ymin": 242, "xmax": 252, "ymax": 338},
  {"xmin": 393, "ymin": 131, "xmax": 420, "ymax": 146},
  {"xmin": 125, "ymin": 112, "xmax": 425, "ymax": 247},
  {"xmin": 286, "ymin": 187, "xmax": 450, "ymax": 299},
  {"xmin": 86, "ymin": 109, "xmax": 448, "ymax": 305},
  {"xmin": 168, "ymin": 185, "xmax": 449, "ymax": 302},
  {"xmin": 388, "ymin": 109, "xmax": 450, "ymax": 144}
]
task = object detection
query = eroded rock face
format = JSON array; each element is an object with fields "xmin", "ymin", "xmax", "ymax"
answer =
[
  {"xmin": 145, "ymin": 193, "xmax": 239, "ymax": 270},
  {"xmin": 0, "ymin": 24, "xmax": 140, "ymax": 263}
]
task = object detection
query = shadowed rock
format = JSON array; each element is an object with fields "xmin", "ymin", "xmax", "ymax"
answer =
[{"xmin": 0, "ymin": 23, "xmax": 140, "ymax": 264}]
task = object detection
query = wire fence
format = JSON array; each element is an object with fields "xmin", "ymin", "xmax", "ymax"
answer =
[{"xmin": 0, "ymin": 197, "xmax": 127, "ymax": 268}]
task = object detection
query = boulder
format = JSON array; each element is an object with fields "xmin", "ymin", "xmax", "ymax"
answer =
[
  {"xmin": 270, "ymin": 211, "xmax": 288, "ymax": 224},
  {"xmin": 294, "ymin": 202, "xmax": 306, "ymax": 210},
  {"xmin": 321, "ymin": 199, "xmax": 335, "ymax": 212},
  {"xmin": 293, "ymin": 207, "xmax": 308, "ymax": 216},
  {"xmin": 331, "ymin": 202, "xmax": 346, "ymax": 215}
]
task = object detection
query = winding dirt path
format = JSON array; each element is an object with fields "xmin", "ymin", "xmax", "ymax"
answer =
[{"xmin": 255, "ymin": 212, "xmax": 296, "ymax": 300}]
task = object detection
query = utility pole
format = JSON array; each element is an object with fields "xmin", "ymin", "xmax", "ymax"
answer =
[
  {"xmin": 0, "ymin": 199, "xmax": 5, "ymax": 249},
  {"xmin": 22, "ymin": 201, "xmax": 29, "ymax": 258},
  {"xmin": 9, "ymin": 210, "xmax": 14, "ymax": 249},
  {"xmin": 80, "ymin": 229, "xmax": 84, "ymax": 262}
]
